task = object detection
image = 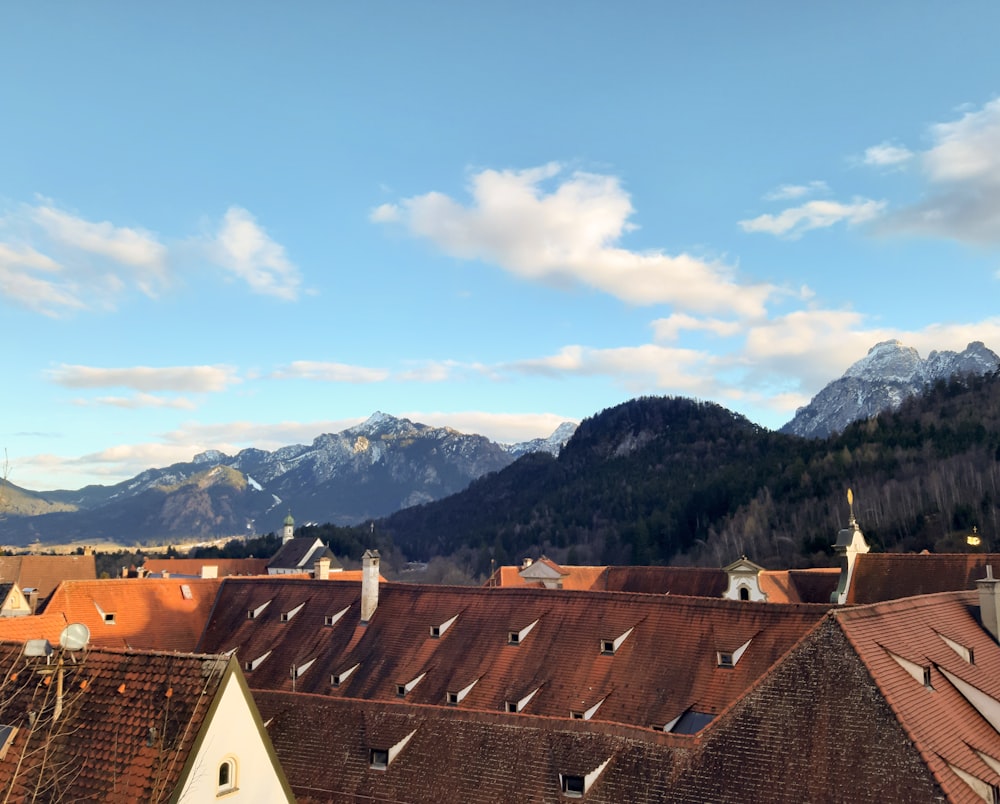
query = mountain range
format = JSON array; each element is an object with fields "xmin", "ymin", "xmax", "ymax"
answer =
[
  {"xmin": 781, "ymin": 340, "xmax": 1000, "ymax": 438},
  {"xmin": 1, "ymin": 339, "xmax": 998, "ymax": 550}
]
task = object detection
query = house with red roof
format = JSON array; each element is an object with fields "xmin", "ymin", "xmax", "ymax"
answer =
[{"xmin": 0, "ymin": 642, "xmax": 292, "ymax": 802}]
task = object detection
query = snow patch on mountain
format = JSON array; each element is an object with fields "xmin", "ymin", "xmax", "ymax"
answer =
[{"xmin": 781, "ymin": 340, "xmax": 1000, "ymax": 439}]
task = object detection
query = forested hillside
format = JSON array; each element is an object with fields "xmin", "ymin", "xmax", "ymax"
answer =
[{"xmin": 309, "ymin": 371, "xmax": 1000, "ymax": 579}]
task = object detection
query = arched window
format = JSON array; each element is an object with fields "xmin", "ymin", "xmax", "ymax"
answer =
[
  {"xmin": 739, "ymin": 586, "xmax": 750, "ymax": 601},
  {"xmin": 218, "ymin": 757, "xmax": 238, "ymax": 794}
]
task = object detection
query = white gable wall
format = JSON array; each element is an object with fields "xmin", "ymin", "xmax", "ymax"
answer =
[{"xmin": 174, "ymin": 670, "xmax": 292, "ymax": 803}]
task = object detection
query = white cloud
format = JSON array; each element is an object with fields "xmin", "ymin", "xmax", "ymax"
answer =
[
  {"xmin": 739, "ymin": 197, "xmax": 886, "ymax": 238},
  {"xmin": 0, "ymin": 242, "xmax": 83, "ymax": 315},
  {"xmin": 863, "ymin": 142, "xmax": 914, "ymax": 167},
  {"xmin": 499, "ymin": 343, "xmax": 716, "ymax": 395},
  {"xmin": 375, "ymin": 164, "xmax": 775, "ymax": 318},
  {"xmin": 400, "ymin": 410, "xmax": 577, "ymax": 443},
  {"xmin": 652, "ymin": 313, "xmax": 743, "ymax": 342},
  {"xmin": 48, "ymin": 364, "xmax": 240, "ymax": 393},
  {"xmin": 32, "ymin": 204, "xmax": 167, "ymax": 282},
  {"xmin": 763, "ymin": 181, "xmax": 829, "ymax": 201},
  {"xmin": 0, "ymin": 202, "xmax": 173, "ymax": 314},
  {"xmin": 879, "ymin": 98, "xmax": 1000, "ymax": 244},
  {"xmin": 271, "ymin": 361, "xmax": 390, "ymax": 383},
  {"xmin": 369, "ymin": 203, "xmax": 400, "ymax": 223},
  {"xmin": 89, "ymin": 393, "xmax": 197, "ymax": 410},
  {"xmin": 211, "ymin": 207, "xmax": 302, "ymax": 300}
]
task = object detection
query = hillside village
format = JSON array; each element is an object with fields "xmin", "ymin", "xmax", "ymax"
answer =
[{"xmin": 0, "ymin": 508, "xmax": 998, "ymax": 801}]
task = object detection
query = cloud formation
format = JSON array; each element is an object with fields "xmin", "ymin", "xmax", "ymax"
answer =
[
  {"xmin": 882, "ymin": 98, "xmax": 1000, "ymax": 244},
  {"xmin": 863, "ymin": 142, "xmax": 914, "ymax": 167},
  {"xmin": 210, "ymin": 207, "xmax": 302, "ymax": 300},
  {"xmin": 373, "ymin": 164, "xmax": 775, "ymax": 317},
  {"xmin": 739, "ymin": 198, "xmax": 886, "ymax": 238},
  {"xmin": 271, "ymin": 361, "xmax": 390, "ymax": 383},
  {"xmin": 762, "ymin": 181, "xmax": 829, "ymax": 201},
  {"xmin": 48, "ymin": 364, "xmax": 240, "ymax": 393}
]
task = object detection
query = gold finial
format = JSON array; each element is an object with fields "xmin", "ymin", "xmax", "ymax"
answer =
[{"xmin": 847, "ymin": 488, "xmax": 857, "ymax": 527}]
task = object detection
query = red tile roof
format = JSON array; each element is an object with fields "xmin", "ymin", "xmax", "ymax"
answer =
[
  {"xmin": 200, "ymin": 579, "xmax": 829, "ymax": 733},
  {"xmin": 255, "ymin": 692, "xmax": 690, "ymax": 803},
  {"xmin": 670, "ymin": 615, "xmax": 947, "ymax": 802},
  {"xmin": 0, "ymin": 642, "xmax": 232, "ymax": 802},
  {"xmin": 0, "ymin": 554, "xmax": 97, "ymax": 600},
  {"xmin": 142, "ymin": 557, "xmax": 270, "ymax": 576},
  {"xmin": 847, "ymin": 553, "xmax": 1000, "ymax": 604},
  {"xmin": 43, "ymin": 578, "xmax": 223, "ymax": 652},
  {"xmin": 600, "ymin": 566, "xmax": 728, "ymax": 596},
  {"xmin": 835, "ymin": 591, "xmax": 1000, "ymax": 802},
  {"xmin": 758, "ymin": 568, "xmax": 840, "ymax": 603}
]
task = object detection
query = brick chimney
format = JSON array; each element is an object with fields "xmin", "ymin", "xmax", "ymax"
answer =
[
  {"xmin": 977, "ymin": 565, "xmax": 1000, "ymax": 642},
  {"xmin": 314, "ymin": 556, "xmax": 331, "ymax": 580},
  {"xmin": 361, "ymin": 549, "xmax": 380, "ymax": 624}
]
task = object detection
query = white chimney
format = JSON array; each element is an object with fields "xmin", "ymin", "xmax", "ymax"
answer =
[
  {"xmin": 361, "ymin": 549, "xmax": 380, "ymax": 624},
  {"xmin": 315, "ymin": 556, "xmax": 331, "ymax": 581},
  {"xmin": 977, "ymin": 565, "xmax": 1000, "ymax": 642}
]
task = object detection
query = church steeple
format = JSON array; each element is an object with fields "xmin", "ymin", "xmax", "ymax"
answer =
[{"xmin": 282, "ymin": 511, "xmax": 295, "ymax": 544}]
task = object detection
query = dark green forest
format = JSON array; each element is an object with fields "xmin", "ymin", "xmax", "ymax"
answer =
[{"xmin": 301, "ymin": 371, "xmax": 1000, "ymax": 581}]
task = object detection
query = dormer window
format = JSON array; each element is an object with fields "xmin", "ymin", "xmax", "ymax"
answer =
[
  {"xmin": 887, "ymin": 648, "xmax": 935, "ymax": 690},
  {"xmin": 570, "ymin": 697, "xmax": 606, "ymax": 721},
  {"xmin": 331, "ymin": 663, "xmax": 359, "ymax": 688},
  {"xmin": 247, "ymin": 600, "xmax": 271, "ymax": 619},
  {"xmin": 446, "ymin": 678, "xmax": 478, "ymax": 706},
  {"xmin": 561, "ymin": 775, "xmax": 585, "ymax": 797},
  {"xmin": 559, "ymin": 759, "xmax": 610, "ymax": 799},
  {"xmin": 94, "ymin": 602, "xmax": 115, "ymax": 624},
  {"xmin": 717, "ymin": 637, "xmax": 753, "ymax": 668},
  {"xmin": 508, "ymin": 619, "xmax": 539, "ymax": 646},
  {"xmin": 600, "ymin": 627, "xmax": 634, "ymax": 656},
  {"xmin": 396, "ymin": 672, "xmax": 426, "ymax": 697},
  {"xmin": 505, "ymin": 686, "xmax": 541, "ymax": 713},
  {"xmin": 368, "ymin": 730, "xmax": 416, "ymax": 772},
  {"xmin": 244, "ymin": 650, "xmax": 272, "ymax": 672},
  {"xmin": 939, "ymin": 632, "xmax": 975, "ymax": 664},
  {"xmin": 324, "ymin": 606, "xmax": 349, "ymax": 627},
  {"xmin": 281, "ymin": 602, "xmax": 306, "ymax": 622},
  {"xmin": 430, "ymin": 614, "xmax": 459, "ymax": 638},
  {"xmin": 294, "ymin": 658, "xmax": 316, "ymax": 679}
]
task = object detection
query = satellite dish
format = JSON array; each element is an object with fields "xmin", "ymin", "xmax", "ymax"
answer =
[{"xmin": 59, "ymin": 623, "xmax": 90, "ymax": 652}]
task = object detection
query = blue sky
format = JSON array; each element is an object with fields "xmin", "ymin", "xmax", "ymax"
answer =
[{"xmin": 4, "ymin": 2, "xmax": 1000, "ymax": 491}]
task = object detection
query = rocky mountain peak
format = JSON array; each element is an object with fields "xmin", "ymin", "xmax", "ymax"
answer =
[{"xmin": 781, "ymin": 340, "xmax": 1000, "ymax": 439}]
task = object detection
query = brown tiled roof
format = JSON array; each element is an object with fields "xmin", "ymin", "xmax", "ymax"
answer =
[
  {"xmin": 847, "ymin": 553, "xmax": 1000, "ymax": 604},
  {"xmin": 0, "ymin": 642, "xmax": 231, "ymax": 802},
  {"xmin": 670, "ymin": 615, "xmax": 946, "ymax": 803},
  {"xmin": 255, "ymin": 692, "xmax": 690, "ymax": 803},
  {"xmin": 835, "ymin": 591, "xmax": 1000, "ymax": 802},
  {"xmin": 0, "ymin": 554, "xmax": 97, "ymax": 600},
  {"xmin": 758, "ymin": 568, "xmax": 840, "ymax": 603},
  {"xmin": 142, "ymin": 557, "xmax": 270, "ymax": 576},
  {"xmin": 43, "ymin": 578, "xmax": 223, "ymax": 652},
  {"xmin": 600, "ymin": 566, "xmax": 728, "ymax": 596},
  {"xmin": 200, "ymin": 579, "xmax": 829, "ymax": 732}
]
